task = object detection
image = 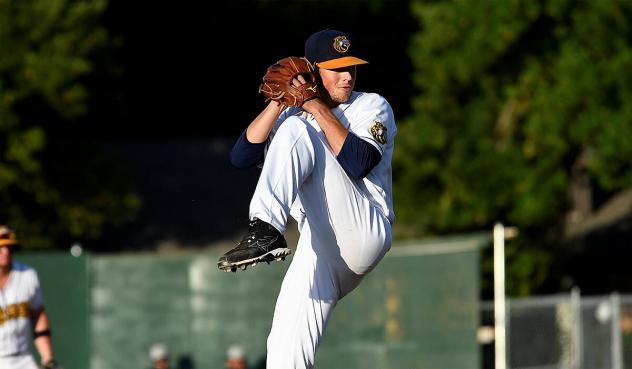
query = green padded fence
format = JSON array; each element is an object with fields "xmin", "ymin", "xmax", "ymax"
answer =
[
  {"xmin": 90, "ymin": 253, "xmax": 285, "ymax": 369},
  {"xmin": 90, "ymin": 233, "xmax": 487, "ymax": 369}
]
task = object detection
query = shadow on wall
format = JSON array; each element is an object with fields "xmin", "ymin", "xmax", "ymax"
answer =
[
  {"xmin": 177, "ymin": 354, "xmax": 195, "ymax": 369},
  {"xmin": 251, "ymin": 356, "xmax": 267, "ymax": 369}
]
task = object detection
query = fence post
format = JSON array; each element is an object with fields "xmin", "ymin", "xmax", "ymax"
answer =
[
  {"xmin": 493, "ymin": 223, "xmax": 519, "ymax": 369},
  {"xmin": 611, "ymin": 293, "xmax": 623, "ymax": 369},
  {"xmin": 571, "ymin": 287, "xmax": 582, "ymax": 369},
  {"xmin": 494, "ymin": 223, "xmax": 507, "ymax": 369}
]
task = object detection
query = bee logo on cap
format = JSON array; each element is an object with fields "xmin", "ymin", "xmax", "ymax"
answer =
[
  {"xmin": 333, "ymin": 35, "xmax": 351, "ymax": 53},
  {"xmin": 370, "ymin": 121, "xmax": 387, "ymax": 145}
]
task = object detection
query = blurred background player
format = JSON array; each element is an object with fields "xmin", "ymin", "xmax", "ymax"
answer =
[
  {"xmin": 148, "ymin": 343, "xmax": 170, "ymax": 369},
  {"xmin": 0, "ymin": 225, "xmax": 61, "ymax": 369},
  {"xmin": 224, "ymin": 344, "xmax": 248, "ymax": 369}
]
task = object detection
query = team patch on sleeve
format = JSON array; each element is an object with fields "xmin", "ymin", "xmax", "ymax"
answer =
[{"xmin": 370, "ymin": 121, "xmax": 387, "ymax": 145}]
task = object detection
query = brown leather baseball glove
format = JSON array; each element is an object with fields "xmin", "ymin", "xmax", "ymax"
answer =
[{"xmin": 259, "ymin": 56, "xmax": 320, "ymax": 107}]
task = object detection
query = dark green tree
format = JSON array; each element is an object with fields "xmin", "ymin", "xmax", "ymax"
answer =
[
  {"xmin": 0, "ymin": 0, "xmax": 139, "ymax": 249},
  {"xmin": 395, "ymin": 0, "xmax": 632, "ymax": 295}
]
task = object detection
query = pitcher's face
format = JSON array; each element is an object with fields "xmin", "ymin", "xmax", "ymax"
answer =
[{"xmin": 319, "ymin": 66, "xmax": 356, "ymax": 104}]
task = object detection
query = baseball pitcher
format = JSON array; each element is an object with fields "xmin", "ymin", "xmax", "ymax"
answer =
[{"xmin": 217, "ymin": 29, "xmax": 396, "ymax": 369}]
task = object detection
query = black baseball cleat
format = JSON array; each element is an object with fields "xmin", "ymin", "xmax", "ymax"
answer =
[{"xmin": 218, "ymin": 218, "xmax": 291, "ymax": 272}]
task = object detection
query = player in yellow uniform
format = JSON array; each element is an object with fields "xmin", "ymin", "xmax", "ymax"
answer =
[{"xmin": 0, "ymin": 226, "xmax": 61, "ymax": 369}]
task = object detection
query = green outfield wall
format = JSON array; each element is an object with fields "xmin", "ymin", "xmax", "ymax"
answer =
[{"xmin": 16, "ymin": 233, "xmax": 488, "ymax": 369}]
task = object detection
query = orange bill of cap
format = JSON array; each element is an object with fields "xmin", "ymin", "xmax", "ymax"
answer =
[
  {"xmin": 0, "ymin": 239, "xmax": 17, "ymax": 247},
  {"xmin": 316, "ymin": 56, "xmax": 369, "ymax": 70}
]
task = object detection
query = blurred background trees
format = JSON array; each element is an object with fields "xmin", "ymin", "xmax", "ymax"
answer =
[
  {"xmin": 0, "ymin": 0, "xmax": 139, "ymax": 248},
  {"xmin": 395, "ymin": 0, "xmax": 632, "ymax": 295}
]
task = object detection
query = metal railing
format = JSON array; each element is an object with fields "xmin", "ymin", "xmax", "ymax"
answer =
[{"xmin": 480, "ymin": 291, "xmax": 632, "ymax": 369}]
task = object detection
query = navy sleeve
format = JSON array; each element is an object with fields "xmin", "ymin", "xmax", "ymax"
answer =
[
  {"xmin": 229, "ymin": 130, "xmax": 266, "ymax": 169},
  {"xmin": 336, "ymin": 132, "xmax": 382, "ymax": 180}
]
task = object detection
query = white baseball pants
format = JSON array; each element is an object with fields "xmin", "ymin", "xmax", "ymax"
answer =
[{"xmin": 249, "ymin": 117, "xmax": 392, "ymax": 369}]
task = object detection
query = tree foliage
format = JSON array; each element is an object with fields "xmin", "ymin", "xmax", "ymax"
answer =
[
  {"xmin": 0, "ymin": 0, "xmax": 139, "ymax": 249},
  {"xmin": 395, "ymin": 0, "xmax": 632, "ymax": 295}
]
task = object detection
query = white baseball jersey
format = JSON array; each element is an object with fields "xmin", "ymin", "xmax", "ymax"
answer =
[
  {"xmin": 0, "ymin": 262, "xmax": 42, "ymax": 357},
  {"xmin": 270, "ymin": 91, "xmax": 396, "ymax": 226},
  {"xmin": 248, "ymin": 91, "xmax": 396, "ymax": 369}
]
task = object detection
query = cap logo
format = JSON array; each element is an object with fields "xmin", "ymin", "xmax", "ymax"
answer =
[
  {"xmin": 370, "ymin": 121, "xmax": 387, "ymax": 145},
  {"xmin": 333, "ymin": 35, "xmax": 351, "ymax": 53},
  {"xmin": 306, "ymin": 85, "xmax": 318, "ymax": 93}
]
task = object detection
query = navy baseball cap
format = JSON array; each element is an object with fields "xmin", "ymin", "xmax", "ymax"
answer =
[{"xmin": 304, "ymin": 29, "xmax": 368, "ymax": 69}]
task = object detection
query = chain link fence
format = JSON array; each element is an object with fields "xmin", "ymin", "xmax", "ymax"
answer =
[{"xmin": 480, "ymin": 291, "xmax": 632, "ymax": 369}]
